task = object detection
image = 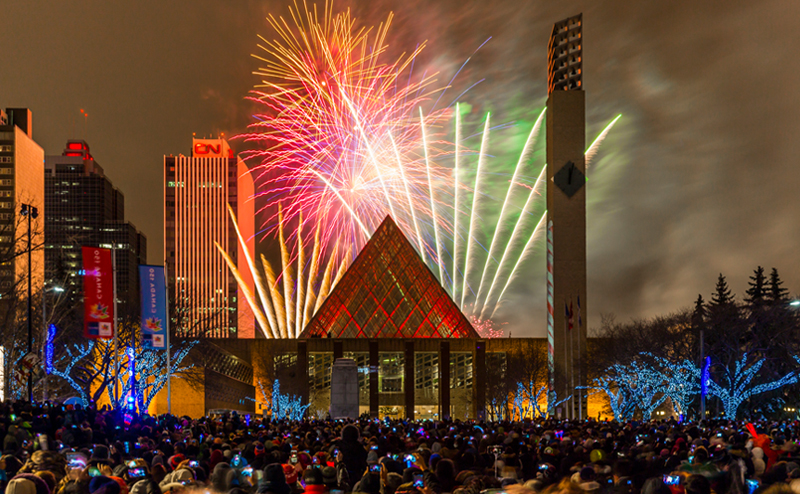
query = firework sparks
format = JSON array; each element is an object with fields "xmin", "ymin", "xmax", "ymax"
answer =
[{"xmin": 225, "ymin": 2, "xmax": 621, "ymax": 338}]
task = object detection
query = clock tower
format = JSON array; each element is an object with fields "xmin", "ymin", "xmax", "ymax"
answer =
[{"xmin": 546, "ymin": 14, "xmax": 586, "ymax": 420}]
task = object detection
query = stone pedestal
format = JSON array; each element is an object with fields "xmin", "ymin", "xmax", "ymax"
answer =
[{"xmin": 330, "ymin": 358, "xmax": 359, "ymax": 419}]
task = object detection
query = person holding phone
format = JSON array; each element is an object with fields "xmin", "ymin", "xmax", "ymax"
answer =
[{"xmin": 335, "ymin": 425, "xmax": 367, "ymax": 486}]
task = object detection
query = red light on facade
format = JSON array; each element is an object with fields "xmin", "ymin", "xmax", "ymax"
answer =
[
  {"xmin": 65, "ymin": 152, "xmax": 83, "ymax": 157},
  {"xmin": 67, "ymin": 142, "xmax": 85, "ymax": 150}
]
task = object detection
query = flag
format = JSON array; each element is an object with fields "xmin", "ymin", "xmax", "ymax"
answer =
[
  {"xmin": 567, "ymin": 302, "xmax": 574, "ymax": 331},
  {"xmin": 82, "ymin": 247, "xmax": 114, "ymax": 339},
  {"xmin": 139, "ymin": 265, "xmax": 167, "ymax": 349},
  {"xmin": 577, "ymin": 296, "xmax": 582, "ymax": 330}
]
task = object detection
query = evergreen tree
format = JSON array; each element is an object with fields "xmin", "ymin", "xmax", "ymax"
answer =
[
  {"xmin": 705, "ymin": 274, "xmax": 744, "ymax": 370},
  {"xmin": 692, "ymin": 294, "xmax": 706, "ymax": 327},
  {"xmin": 767, "ymin": 268, "xmax": 789, "ymax": 305},
  {"xmin": 745, "ymin": 266, "xmax": 767, "ymax": 310},
  {"xmin": 708, "ymin": 274, "xmax": 737, "ymax": 318}
]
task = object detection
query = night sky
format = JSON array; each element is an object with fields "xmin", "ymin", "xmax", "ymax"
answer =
[{"xmin": 3, "ymin": 0, "xmax": 798, "ymax": 337}]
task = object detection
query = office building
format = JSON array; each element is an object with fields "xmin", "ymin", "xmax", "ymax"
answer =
[
  {"xmin": 0, "ymin": 108, "xmax": 44, "ymax": 308},
  {"xmin": 164, "ymin": 137, "xmax": 255, "ymax": 339},
  {"xmin": 45, "ymin": 140, "xmax": 147, "ymax": 320}
]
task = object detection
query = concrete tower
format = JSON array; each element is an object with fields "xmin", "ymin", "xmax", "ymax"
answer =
[{"xmin": 545, "ymin": 14, "xmax": 587, "ymax": 419}]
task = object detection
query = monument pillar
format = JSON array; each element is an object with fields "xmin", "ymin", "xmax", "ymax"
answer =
[{"xmin": 546, "ymin": 14, "xmax": 587, "ymax": 420}]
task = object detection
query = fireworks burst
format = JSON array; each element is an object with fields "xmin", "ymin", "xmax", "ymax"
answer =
[{"xmin": 224, "ymin": 2, "xmax": 620, "ymax": 338}]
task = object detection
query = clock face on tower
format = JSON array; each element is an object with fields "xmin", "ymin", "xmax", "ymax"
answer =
[{"xmin": 553, "ymin": 160, "xmax": 585, "ymax": 198}]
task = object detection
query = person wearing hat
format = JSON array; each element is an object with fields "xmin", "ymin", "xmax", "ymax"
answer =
[
  {"xmin": 88, "ymin": 476, "xmax": 120, "ymax": 494},
  {"xmin": 281, "ymin": 464, "xmax": 300, "ymax": 492},
  {"xmin": 320, "ymin": 467, "xmax": 338, "ymax": 492},
  {"xmin": 158, "ymin": 467, "xmax": 194, "ymax": 491},
  {"xmin": 301, "ymin": 468, "xmax": 327, "ymax": 494},
  {"xmin": 257, "ymin": 464, "xmax": 292, "ymax": 494},
  {"xmin": 336, "ymin": 425, "xmax": 367, "ymax": 486},
  {"xmin": 7, "ymin": 477, "xmax": 41, "ymax": 494}
]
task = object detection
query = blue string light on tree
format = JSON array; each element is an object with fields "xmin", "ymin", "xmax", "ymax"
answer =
[
  {"xmin": 49, "ymin": 342, "xmax": 96, "ymax": 406},
  {"xmin": 44, "ymin": 325, "xmax": 57, "ymax": 374},
  {"xmin": 268, "ymin": 379, "xmax": 310, "ymax": 420},
  {"xmin": 706, "ymin": 352, "xmax": 798, "ymax": 419}
]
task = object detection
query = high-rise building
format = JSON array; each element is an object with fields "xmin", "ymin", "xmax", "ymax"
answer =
[
  {"xmin": 45, "ymin": 140, "xmax": 147, "ymax": 320},
  {"xmin": 0, "ymin": 108, "xmax": 44, "ymax": 308},
  {"xmin": 164, "ymin": 137, "xmax": 254, "ymax": 339}
]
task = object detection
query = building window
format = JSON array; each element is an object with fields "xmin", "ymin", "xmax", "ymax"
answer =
[
  {"xmin": 0, "ymin": 145, "xmax": 12, "ymax": 152},
  {"xmin": 0, "ymin": 180, "xmax": 13, "ymax": 186},
  {"xmin": 0, "ymin": 157, "xmax": 12, "ymax": 164},
  {"xmin": 0, "ymin": 169, "xmax": 11, "ymax": 175},
  {"xmin": 379, "ymin": 353, "xmax": 404, "ymax": 393},
  {"xmin": 309, "ymin": 353, "xmax": 334, "ymax": 392}
]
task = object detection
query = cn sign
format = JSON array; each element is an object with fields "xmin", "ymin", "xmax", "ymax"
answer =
[
  {"xmin": 194, "ymin": 142, "xmax": 221, "ymax": 155},
  {"xmin": 193, "ymin": 139, "xmax": 234, "ymax": 158}
]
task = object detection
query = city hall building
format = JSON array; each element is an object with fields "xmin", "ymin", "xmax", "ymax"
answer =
[{"xmin": 154, "ymin": 216, "xmax": 584, "ymax": 420}]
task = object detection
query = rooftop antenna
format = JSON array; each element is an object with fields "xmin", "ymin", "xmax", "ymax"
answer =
[{"xmin": 80, "ymin": 109, "xmax": 88, "ymax": 140}]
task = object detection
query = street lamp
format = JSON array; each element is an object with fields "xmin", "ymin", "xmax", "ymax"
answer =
[
  {"xmin": 790, "ymin": 300, "xmax": 800, "ymax": 307},
  {"xmin": 42, "ymin": 285, "xmax": 64, "ymax": 401},
  {"xmin": 20, "ymin": 203, "xmax": 38, "ymax": 402}
]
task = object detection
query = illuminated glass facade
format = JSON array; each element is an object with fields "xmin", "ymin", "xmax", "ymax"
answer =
[{"xmin": 301, "ymin": 216, "xmax": 477, "ymax": 339}]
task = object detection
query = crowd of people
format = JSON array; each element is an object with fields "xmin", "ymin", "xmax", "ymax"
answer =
[{"xmin": 0, "ymin": 401, "xmax": 798, "ymax": 494}]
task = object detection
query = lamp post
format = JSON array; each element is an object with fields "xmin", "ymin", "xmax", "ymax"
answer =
[
  {"xmin": 42, "ymin": 285, "xmax": 64, "ymax": 401},
  {"xmin": 20, "ymin": 203, "xmax": 38, "ymax": 403}
]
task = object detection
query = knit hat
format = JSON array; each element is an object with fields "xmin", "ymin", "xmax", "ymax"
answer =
[
  {"xmin": 168, "ymin": 455, "xmax": 186, "ymax": 471},
  {"xmin": 6, "ymin": 479, "xmax": 37, "ymax": 494},
  {"xmin": 108, "ymin": 477, "xmax": 129, "ymax": 494},
  {"xmin": 10, "ymin": 474, "xmax": 50, "ymax": 494},
  {"xmin": 367, "ymin": 450, "xmax": 379, "ymax": 464},
  {"xmin": 303, "ymin": 468, "xmax": 324, "ymax": 486},
  {"xmin": 281, "ymin": 464, "xmax": 298, "ymax": 484},
  {"xmin": 88, "ymin": 476, "xmax": 121, "ymax": 494},
  {"xmin": 321, "ymin": 466, "xmax": 337, "ymax": 487}
]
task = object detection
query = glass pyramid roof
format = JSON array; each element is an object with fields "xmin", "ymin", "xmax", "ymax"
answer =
[{"xmin": 300, "ymin": 216, "xmax": 478, "ymax": 339}]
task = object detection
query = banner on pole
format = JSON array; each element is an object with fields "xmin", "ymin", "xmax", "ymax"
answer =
[
  {"xmin": 82, "ymin": 247, "xmax": 115, "ymax": 339},
  {"xmin": 139, "ymin": 265, "xmax": 167, "ymax": 349}
]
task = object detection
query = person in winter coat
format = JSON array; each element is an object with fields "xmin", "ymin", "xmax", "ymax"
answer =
[
  {"xmin": 336, "ymin": 425, "xmax": 367, "ymax": 486},
  {"xmin": 211, "ymin": 463, "xmax": 233, "ymax": 493},
  {"xmin": 258, "ymin": 464, "xmax": 292, "ymax": 494}
]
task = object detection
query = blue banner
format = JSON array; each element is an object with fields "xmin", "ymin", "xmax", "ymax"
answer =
[{"xmin": 139, "ymin": 265, "xmax": 167, "ymax": 349}]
